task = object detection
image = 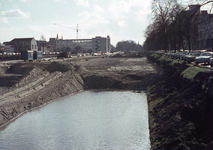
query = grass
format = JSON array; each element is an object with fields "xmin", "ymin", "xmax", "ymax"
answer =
[
  {"xmin": 148, "ymin": 97, "xmax": 165, "ymax": 112},
  {"xmin": 169, "ymin": 59, "xmax": 181, "ymax": 66},
  {"xmin": 150, "ymin": 53, "xmax": 161, "ymax": 59},
  {"xmin": 181, "ymin": 66, "xmax": 209, "ymax": 81},
  {"xmin": 159, "ymin": 56, "xmax": 171, "ymax": 62}
]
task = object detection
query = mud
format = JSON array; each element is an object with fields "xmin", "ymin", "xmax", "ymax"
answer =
[{"xmin": 0, "ymin": 56, "xmax": 159, "ymax": 128}]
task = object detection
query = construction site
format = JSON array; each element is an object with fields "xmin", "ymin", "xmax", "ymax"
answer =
[{"xmin": 0, "ymin": 55, "xmax": 158, "ymax": 128}]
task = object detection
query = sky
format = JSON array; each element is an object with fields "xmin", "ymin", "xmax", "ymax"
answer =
[{"xmin": 0, "ymin": 0, "xmax": 152, "ymax": 46}]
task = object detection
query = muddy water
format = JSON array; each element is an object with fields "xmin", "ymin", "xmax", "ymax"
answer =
[{"xmin": 0, "ymin": 91, "xmax": 150, "ymax": 150}]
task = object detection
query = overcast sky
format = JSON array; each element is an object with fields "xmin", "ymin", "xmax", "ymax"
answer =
[{"xmin": 0, "ymin": 0, "xmax": 152, "ymax": 46}]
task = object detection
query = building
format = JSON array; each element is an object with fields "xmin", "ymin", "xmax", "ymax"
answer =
[
  {"xmin": 9, "ymin": 37, "xmax": 38, "ymax": 53},
  {"xmin": 37, "ymin": 40, "xmax": 48, "ymax": 52},
  {"xmin": 49, "ymin": 38, "xmax": 57, "ymax": 51},
  {"xmin": 0, "ymin": 43, "xmax": 4, "ymax": 53},
  {"xmin": 183, "ymin": 5, "xmax": 213, "ymax": 50},
  {"xmin": 56, "ymin": 38, "xmax": 92, "ymax": 52},
  {"xmin": 92, "ymin": 36, "xmax": 111, "ymax": 53},
  {"xmin": 49, "ymin": 35, "xmax": 111, "ymax": 53},
  {"xmin": 2, "ymin": 42, "xmax": 14, "ymax": 53}
]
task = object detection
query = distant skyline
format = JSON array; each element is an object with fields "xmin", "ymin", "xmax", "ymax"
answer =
[
  {"xmin": 0, "ymin": 0, "xmax": 211, "ymax": 46},
  {"xmin": 0, "ymin": 0, "xmax": 152, "ymax": 46}
]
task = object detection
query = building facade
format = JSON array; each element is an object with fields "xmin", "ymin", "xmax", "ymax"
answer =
[
  {"xmin": 56, "ymin": 38, "xmax": 92, "ymax": 52},
  {"xmin": 184, "ymin": 5, "xmax": 213, "ymax": 50},
  {"xmin": 49, "ymin": 35, "xmax": 111, "ymax": 53},
  {"xmin": 9, "ymin": 38, "xmax": 38, "ymax": 52},
  {"xmin": 92, "ymin": 36, "xmax": 111, "ymax": 53}
]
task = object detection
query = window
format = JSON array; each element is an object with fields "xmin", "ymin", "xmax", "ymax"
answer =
[
  {"xmin": 35, "ymin": 45, "xmax": 36, "ymax": 49},
  {"xmin": 32, "ymin": 44, "xmax": 33, "ymax": 49}
]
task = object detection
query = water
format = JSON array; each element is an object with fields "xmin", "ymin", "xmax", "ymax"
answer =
[{"xmin": 0, "ymin": 91, "xmax": 150, "ymax": 150}]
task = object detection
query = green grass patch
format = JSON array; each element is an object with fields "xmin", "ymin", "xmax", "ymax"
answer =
[
  {"xmin": 159, "ymin": 56, "xmax": 171, "ymax": 63},
  {"xmin": 181, "ymin": 66, "xmax": 209, "ymax": 81},
  {"xmin": 169, "ymin": 59, "xmax": 180, "ymax": 66},
  {"xmin": 149, "ymin": 98, "xmax": 165, "ymax": 112},
  {"xmin": 150, "ymin": 53, "xmax": 161, "ymax": 59}
]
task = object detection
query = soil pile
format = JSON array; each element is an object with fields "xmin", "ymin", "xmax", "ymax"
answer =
[
  {"xmin": 44, "ymin": 61, "xmax": 76, "ymax": 73},
  {"xmin": 74, "ymin": 65, "xmax": 89, "ymax": 74}
]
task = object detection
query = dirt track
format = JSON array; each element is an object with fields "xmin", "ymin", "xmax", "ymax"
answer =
[{"xmin": 0, "ymin": 56, "xmax": 160, "ymax": 128}]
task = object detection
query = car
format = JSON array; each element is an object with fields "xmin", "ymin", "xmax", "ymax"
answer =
[
  {"xmin": 77, "ymin": 53, "xmax": 82, "ymax": 57},
  {"xmin": 195, "ymin": 52, "xmax": 213, "ymax": 65},
  {"xmin": 185, "ymin": 52, "xmax": 201, "ymax": 63},
  {"xmin": 57, "ymin": 52, "xmax": 72, "ymax": 58},
  {"xmin": 173, "ymin": 51, "xmax": 182, "ymax": 59},
  {"xmin": 165, "ymin": 51, "xmax": 174, "ymax": 57},
  {"xmin": 180, "ymin": 51, "xmax": 189, "ymax": 60}
]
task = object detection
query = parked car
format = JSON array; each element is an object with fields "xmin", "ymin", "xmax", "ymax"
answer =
[
  {"xmin": 165, "ymin": 51, "xmax": 174, "ymax": 57},
  {"xmin": 57, "ymin": 52, "xmax": 72, "ymax": 58},
  {"xmin": 195, "ymin": 52, "xmax": 213, "ymax": 65},
  {"xmin": 185, "ymin": 52, "xmax": 201, "ymax": 63},
  {"xmin": 179, "ymin": 51, "xmax": 189, "ymax": 60},
  {"xmin": 174, "ymin": 51, "xmax": 182, "ymax": 59},
  {"xmin": 77, "ymin": 53, "xmax": 82, "ymax": 57}
]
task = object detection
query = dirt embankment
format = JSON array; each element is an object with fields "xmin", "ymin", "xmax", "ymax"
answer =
[
  {"xmin": 147, "ymin": 54, "xmax": 213, "ymax": 150},
  {"xmin": 0, "ymin": 57, "xmax": 159, "ymax": 128}
]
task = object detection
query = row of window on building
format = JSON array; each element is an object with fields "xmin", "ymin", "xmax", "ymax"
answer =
[{"xmin": 1, "ymin": 35, "xmax": 111, "ymax": 54}]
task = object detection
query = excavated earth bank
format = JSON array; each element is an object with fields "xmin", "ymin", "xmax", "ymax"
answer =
[
  {"xmin": 147, "ymin": 54, "xmax": 213, "ymax": 150},
  {"xmin": 0, "ymin": 56, "xmax": 160, "ymax": 129}
]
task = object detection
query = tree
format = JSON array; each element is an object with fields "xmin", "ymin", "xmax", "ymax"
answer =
[
  {"xmin": 72, "ymin": 45, "xmax": 82, "ymax": 54},
  {"xmin": 40, "ymin": 34, "xmax": 47, "ymax": 52},
  {"xmin": 143, "ymin": 0, "xmax": 213, "ymax": 51},
  {"xmin": 65, "ymin": 47, "xmax": 72, "ymax": 52},
  {"xmin": 75, "ymin": 45, "xmax": 82, "ymax": 52},
  {"xmin": 115, "ymin": 40, "xmax": 141, "ymax": 53}
]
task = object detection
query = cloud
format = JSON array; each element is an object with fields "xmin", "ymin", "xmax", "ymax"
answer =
[
  {"xmin": 0, "ymin": 9, "xmax": 30, "ymax": 24},
  {"xmin": 79, "ymin": 11, "xmax": 109, "ymax": 25},
  {"xmin": 0, "ymin": 17, "xmax": 9, "ymax": 24},
  {"xmin": 109, "ymin": 1, "xmax": 131, "ymax": 20},
  {"xmin": 93, "ymin": 4, "xmax": 104, "ymax": 13},
  {"xmin": 108, "ymin": 0, "xmax": 151, "ymax": 27},
  {"xmin": 75, "ymin": 0, "xmax": 90, "ymax": 7},
  {"xmin": 0, "ymin": 9, "xmax": 30, "ymax": 18},
  {"xmin": 118, "ymin": 20, "xmax": 128, "ymax": 27},
  {"xmin": 54, "ymin": 0, "xmax": 66, "ymax": 3}
]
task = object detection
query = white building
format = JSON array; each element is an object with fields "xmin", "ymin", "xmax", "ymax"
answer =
[{"xmin": 51, "ymin": 35, "xmax": 111, "ymax": 53}]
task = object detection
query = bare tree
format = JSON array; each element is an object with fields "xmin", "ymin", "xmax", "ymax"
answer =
[
  {"xmin": 40, "ymin": 34, "xmax": 47, "ymax": 52},
  {"xmin": 144, "ymin": 0, "xmax": 213, "ymax": 51}
]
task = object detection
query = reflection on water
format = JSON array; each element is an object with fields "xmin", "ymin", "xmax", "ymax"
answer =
[{"xmin": 0, "ymin": 91, "xmax": 150, "ymax": 150}]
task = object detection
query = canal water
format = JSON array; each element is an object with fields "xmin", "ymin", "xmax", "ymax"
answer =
[{"xmin": 0, "ymin": 91, "xmax": 150, "ymax": 150}]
